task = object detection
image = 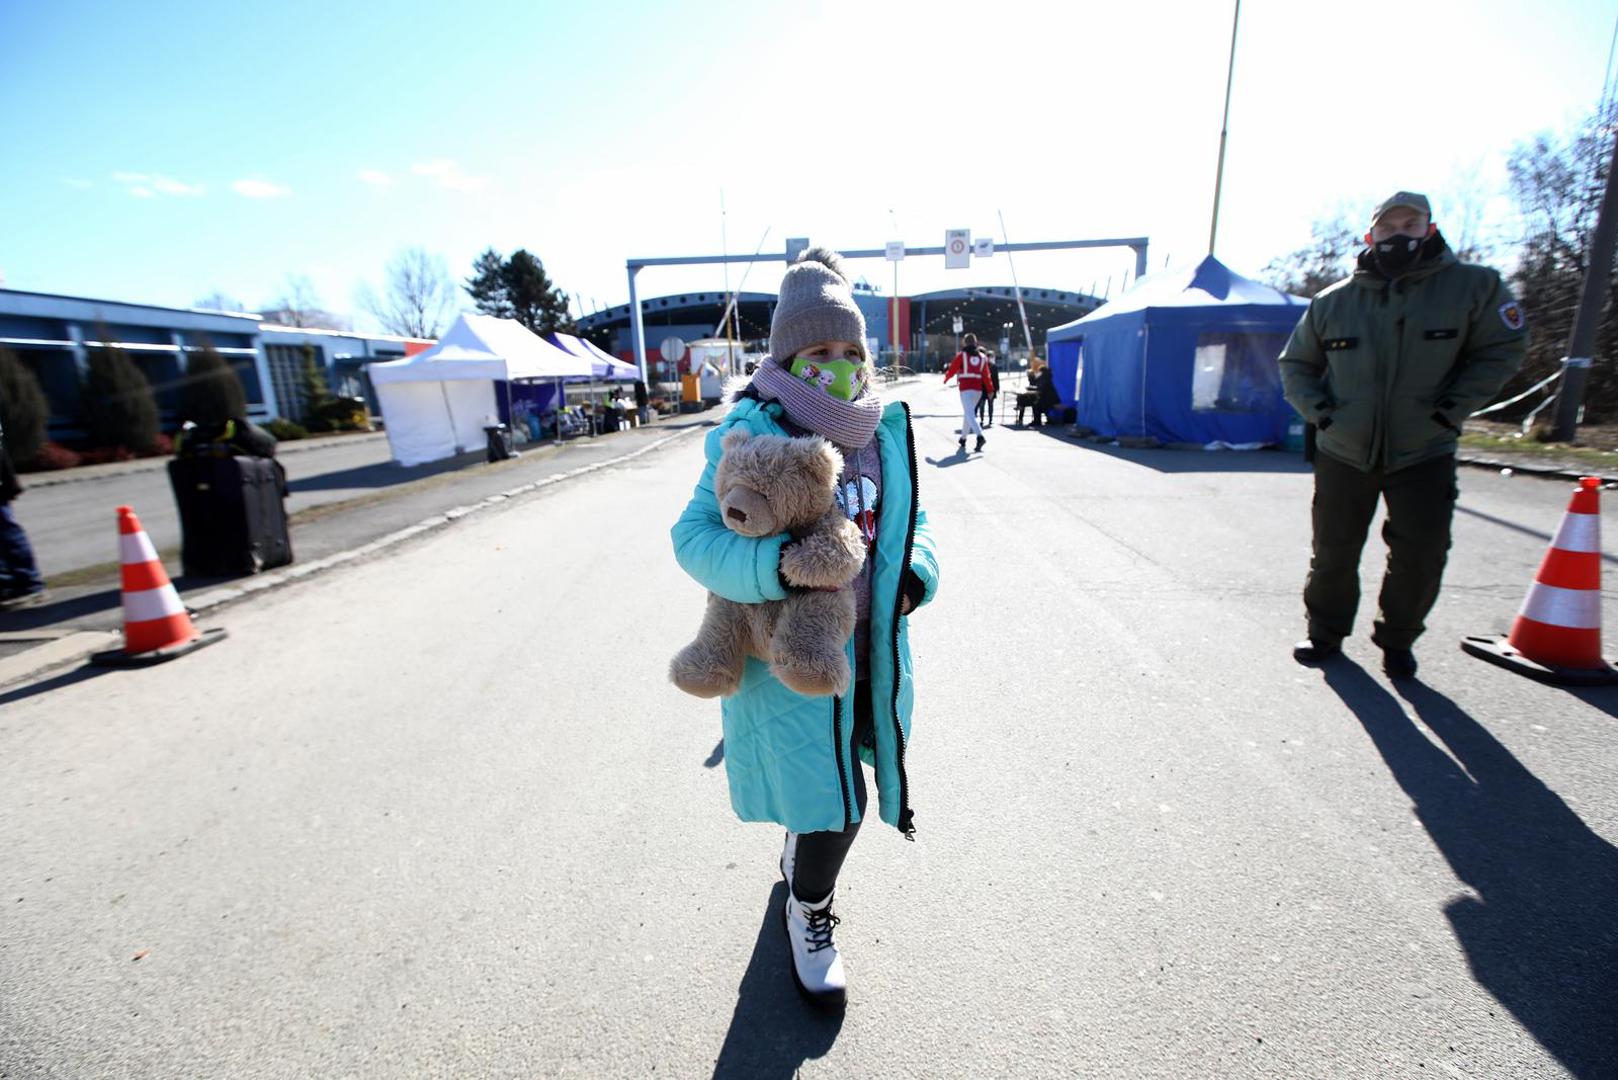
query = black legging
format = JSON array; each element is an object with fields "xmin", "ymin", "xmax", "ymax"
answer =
[
  {"xmin": 791, "ymin": 681, "xmax": 873, "ymax": 904},
  {"xmin": 975, "ymin": 392, "xmax": 996, "ymax": 427}
]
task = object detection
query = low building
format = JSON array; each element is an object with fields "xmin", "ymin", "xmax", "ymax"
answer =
[{"xmin": 0, "ymin": 288, "xmax": 432, "ymax": 441}]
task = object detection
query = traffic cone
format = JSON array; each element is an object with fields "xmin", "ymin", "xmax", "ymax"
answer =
[
  {"xmin": 1461, "ymin": 476, "xmax": 1618, "ymax": 686},
  {"xmin": 90, "ymin": 505, "xmax": 226, "ymax": 668}
]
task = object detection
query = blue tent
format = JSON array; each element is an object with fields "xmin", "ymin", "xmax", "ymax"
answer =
[{"xmin": 1045, "ymin": 256, "xmax": 1307, "ymax": 445}]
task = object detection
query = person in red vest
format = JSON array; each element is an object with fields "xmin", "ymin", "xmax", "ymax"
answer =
[{"xmin": 943, "ymin": 333, "xmax": 996, "ymax": 452}]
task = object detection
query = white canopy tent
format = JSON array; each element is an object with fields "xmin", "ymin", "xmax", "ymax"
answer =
[{"xmin": 367, "ymin": 314, "xmax": 592, "ymax": 465}]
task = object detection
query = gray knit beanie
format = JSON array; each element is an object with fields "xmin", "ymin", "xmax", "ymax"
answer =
[{"xmin": 770, "ymin": 246, "xmax": 868, "ymax": 364}]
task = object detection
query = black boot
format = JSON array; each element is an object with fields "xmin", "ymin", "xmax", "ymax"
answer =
[{"xmin": 975, "ymin": 435, "xmax": 986, "ymax": 452}]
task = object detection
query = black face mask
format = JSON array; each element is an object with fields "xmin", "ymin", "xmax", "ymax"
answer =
[{"xmin": 1372, "ymin": 232, "xmax": 1425, "ymax": 276}]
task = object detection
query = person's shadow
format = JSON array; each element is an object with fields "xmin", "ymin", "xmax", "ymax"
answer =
[
  {"xmin": 1321, "ymin": 660, "xmax": 1617, "ymax": 1078},
  {"xmin": 710, "ymin": 882, "xmax": 843, "ymax": 1078}
]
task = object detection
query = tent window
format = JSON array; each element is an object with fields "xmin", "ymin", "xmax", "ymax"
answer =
[{"xmin": 1191, "ymin": 331, "xmax": 1287, "ymax": 413}]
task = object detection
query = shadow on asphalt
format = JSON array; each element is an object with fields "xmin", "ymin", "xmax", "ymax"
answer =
[
  {"xmin": 0, "ymin": 571, "xmax": 258, "ymax": 631},
  {"xmin": 924, "ymin": 449, "xmax": 977, "ymax": 469},
  {"xmin": 1052, "ymin": 436, "xmax": 1314, "ymax": 474},
  {"xmin": 0, "ymin": 662, "xmax": 117, "ymax": 707},
  {"xmin": 1321, "ymin": 659, "xmax": 1617, "ymax": 1078},
  {"xmin": 1456, "ymin": 504, "xmax": 1618, "ymax": 567},
  {"xmin": 0, "ymin": 588, "xmax": 124, "ymax": 631},
  {"xmin": 711, "ymin": 881, "xmax": 842, "ymax": 1079},
  {"xmin": 1565, "ymin": 686, "xmax": 1618, "ymax": 721},
  {"xmin": 287, "ymin": 448, "xmax": 489, "ymax": 494}
]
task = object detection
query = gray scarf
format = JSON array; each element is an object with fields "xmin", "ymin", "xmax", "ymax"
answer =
[{"xmin": 750, "ymin": 358, "xmax": 883, "ymax": 450}]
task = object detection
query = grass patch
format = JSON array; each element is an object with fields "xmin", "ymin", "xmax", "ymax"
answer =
[{"xmin": 1459, "ymin": 433, "xmax": 1618, "ymax": 468}]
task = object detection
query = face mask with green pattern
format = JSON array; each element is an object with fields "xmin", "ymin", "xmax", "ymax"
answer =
[{"xmin": 787, "ymin": 356, "xmax": 867, "ymax": 401}]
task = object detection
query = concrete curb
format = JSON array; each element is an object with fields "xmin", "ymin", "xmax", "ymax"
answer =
[
  {"xmin": 0, "ymin": 426, "xmax": 708, "ymax": 691},
  {"xmin": 1456, "ymin": 454, "xmax": 1618, "ymax": 486},
  {"xmin": 18, "ymin": 431, "xmax": 391, "ymax": 489}
]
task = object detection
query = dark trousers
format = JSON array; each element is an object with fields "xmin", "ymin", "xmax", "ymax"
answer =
[
  {"xmin": 1016, "ymin": 392, "xmax": 1044, "ymax": 426},
  {"xmin": 791, "ymin": 680, "xmax": 873, "ymax": 904},
  {"xmin": 0, "ymin": 503, "xmax": 43, "ymax": 594},
  {"xmin": 976, "ymin": 393, "xmax": 996, "ymax": 427},
  {"xmin": 1304, "ymin": 452, "xmax": 1457, "ymax": 651}
]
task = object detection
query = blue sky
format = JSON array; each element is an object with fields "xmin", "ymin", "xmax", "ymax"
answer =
[{"xmin": 1, "ymin": 0, "xmax": 1613, "ymax": 333}]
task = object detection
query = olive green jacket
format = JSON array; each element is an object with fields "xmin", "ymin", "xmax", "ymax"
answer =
[{"xmin": 1278, "ymin": 246, "xmax": 1528, "ymax": 472}]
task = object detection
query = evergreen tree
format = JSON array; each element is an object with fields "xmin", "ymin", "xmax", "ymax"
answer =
[
  {"xmin": 464, "ymin": 247, "xmax": 575, "ymax": 335},
  {"xmin": 298, "ymin": 344, "xmax": 333, "ymax": 429},
  {"xmin": 0, "ymin": 346, "xmax": 51, "ymax": 464},
  {"xmin": 177, "ymin": 341, "xmax": 247, "ymax": 426},
  {"xmin": 464, "ymin": 248, "xmax": 513, "ymax": 321},
  {"xmin": 81, "ymin": 346, "xmax": 160, "ymax": 452}
]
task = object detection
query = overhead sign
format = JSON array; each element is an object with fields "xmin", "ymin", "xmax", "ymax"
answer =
[
  {"xmin": 973, "ymin": 237, "xmax": 995, "ymax": 258},
  {"xmin": 944, "ymin": 229, "xmax": 970, "ymax": 269},
  {"xmin": 885, "ymin": 241, "xmax": 905, "ymax": 262},
  {"xmin": 785, "ymin": 237, "xmax": 810, "ymax": 263}
]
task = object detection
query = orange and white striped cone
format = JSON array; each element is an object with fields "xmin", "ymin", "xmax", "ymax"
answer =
[
  {"xmin": 90, "ymin": 505, "xmax": 227, "ymax": 668},
  {"xmin": 1461, "ymin": 476, "xmax": 1618, "ymax": 686}
]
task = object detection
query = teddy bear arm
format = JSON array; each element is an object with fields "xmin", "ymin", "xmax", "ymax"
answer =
[{"xmin": 780, "ymin": 511, "xmax": 867, "ymax": 589}]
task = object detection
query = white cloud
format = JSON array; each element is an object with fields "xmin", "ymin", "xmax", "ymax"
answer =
[
  {"xmin": 110, "ymin": 171, "xmax": 203, "ymax": 197},
  {"xmin": 411, "ymin": 158, "xmax": 485, "ymax": 193},
  {"xmin": 232, "ymin": 179, "xmax": 292, "ymax": 199},
  {"xmin": 358, "ymin": 169, "xmax": 394, "ymax": 188}
]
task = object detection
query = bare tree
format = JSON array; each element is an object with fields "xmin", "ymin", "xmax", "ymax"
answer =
[
  {"xmin": 1262, "ymin": 207, "xmax": 1361, "ymax": 298},
  {"xmin": 193, "ymin": 290, "xmax": 248, "ymax": 313},
  {"xmin": 358, "ymin": 247, "xmax": 458, "ymax": 338},
  {"xmin": 261, "ymin": 274, "xmax": 348, "ymax": 330},
  {"xmin": 1441, "ymin": 159, "xmax": 1503, "ymax": 265}
]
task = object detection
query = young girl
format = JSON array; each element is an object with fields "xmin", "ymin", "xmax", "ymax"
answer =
[
  {"xmin": 944, "ymin": 332, "xmax": 996, "ymax": 452},
  {"xmin": 671, "ymin": 248, "xmax": 939, "ymax": 1010}
]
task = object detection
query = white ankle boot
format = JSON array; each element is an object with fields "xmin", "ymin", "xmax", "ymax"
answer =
[{"xmin": 782, "ymin": 888, "xmax": 846, "ymax": 1008}]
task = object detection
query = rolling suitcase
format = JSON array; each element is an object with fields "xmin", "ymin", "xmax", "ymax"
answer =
[{"xmin": 169, "ymin": 455, "xmax": 293, "ymax": 577}]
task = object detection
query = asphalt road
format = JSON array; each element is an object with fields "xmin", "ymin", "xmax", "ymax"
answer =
[
  {"xmin": 1, "ymin": 380, "xmax": 1612, "ymax": 1078},
  {"xmin": 13, "ymin": 433, "xmax": 421, "ymax": 579}
]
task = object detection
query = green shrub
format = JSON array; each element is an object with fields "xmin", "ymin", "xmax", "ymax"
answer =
[
  {"xmin": 264, "ymin": 418, "xmax": 309, "ymax": 441},
  {"xmin": 0, "ymin": 346, "xmax": 50, "ymax": 465},
  {"xmin": 177, "ymin": 342, "xmax": 247, "ymax": 426},
  {"xmin": 313, "ymin": 396, "xmax": 370, "ymax": 432},
  {"xmin": 81, "ymin": 346, "xmax": 160, "ymax": 454}
]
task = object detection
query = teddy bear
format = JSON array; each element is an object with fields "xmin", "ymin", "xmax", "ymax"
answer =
[{"xmin": 670, "ymin": 428, "xmax": 868, "ymax": 699}]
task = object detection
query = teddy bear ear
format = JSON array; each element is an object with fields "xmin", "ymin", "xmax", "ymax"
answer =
[
  {"xmin": 803, "ymin": 438, "xmax": 840, "ymax": 486},
  {"xmin": 721, "ymin": 428, "xmax": 752, "ymax": 452}
]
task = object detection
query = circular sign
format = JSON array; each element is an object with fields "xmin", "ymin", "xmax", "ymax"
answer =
[
  {"xmin": 659, "ymin": 336, "xmax": 686, "ymax": 364},
  {"xmin": 948, "ymin": 237, "xmax": 966, "ymax": 255}
]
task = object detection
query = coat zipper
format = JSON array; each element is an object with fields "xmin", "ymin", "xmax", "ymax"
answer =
[
  {"xmin": 890, "ymin": 402, "xmax": 919, "ymax": 839},
  {"xmin": 830, "ymin": 691, "xmax": 852, "ymax": 832}
]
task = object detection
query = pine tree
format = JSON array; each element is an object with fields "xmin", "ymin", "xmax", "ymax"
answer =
[
  {"xmin": 82, "ymin": 346, "xmax": 160, "ymax": 453},
  {"xmin": 0, "ymin": 347, "xmax": 51, "ymax": 464},
  {"xmin": 177, "ymin": 341, "xmax": 248, "ymax": 426},
  {"xmin": 298, "ymin": 344, "xmax": 333, "ymax": 429},
  {"xmin": 465, "ymin": 248, "xmax": 514, "ymax": 321},
  {"xmin": 464, "ymin": 247, "xmax": 575, "ymax": 335}
]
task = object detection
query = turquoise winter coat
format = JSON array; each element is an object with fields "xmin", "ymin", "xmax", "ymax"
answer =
[{"xmin": 671, "ymin": 396, "xmax": 939, "ymax": 835}]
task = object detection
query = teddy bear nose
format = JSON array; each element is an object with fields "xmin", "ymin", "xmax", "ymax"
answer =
[{"xmin": 726, "ymin": 507, "xmax": 748, "ymax": 525}]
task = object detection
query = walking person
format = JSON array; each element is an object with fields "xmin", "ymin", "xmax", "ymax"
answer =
[
  {"xmin": 1280, "ymin": 191, "xmax": 1527, "ymax": 679},
  {"xmin": 0, "ymin": 412, "xmax": 46, "ymax": 609},
  {"xmin": 672, "ymin": 247, "xmax": 939, "ymax": 1009},
  {"xmin": 633, "ymin": 377, "xmax": 650, "ymax": 426},
  {"xmin": 944, "ymin": 332, "xmax": 995, "ymax": 451},
  {"xmin": 975, "ymin": 352, "xmax": 1001, "ymax": 429}
]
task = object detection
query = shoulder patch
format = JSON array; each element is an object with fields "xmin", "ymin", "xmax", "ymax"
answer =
[{"xmin": 1498, "ymin": 301, "xmax": 1525, "ymax": 331}]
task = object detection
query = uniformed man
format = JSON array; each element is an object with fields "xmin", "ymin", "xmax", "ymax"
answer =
[{"xmin": 1279, "ymin": 191, "xmax": 1528, "ymax": 679}]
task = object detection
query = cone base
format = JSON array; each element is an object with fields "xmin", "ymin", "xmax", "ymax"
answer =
[
  {"xmin": 91, "ymin": 627, "xmax": 229, "ymax": 669},
  {"xmin": 1459, "ymin": 634, "xmax": 1618, "ymax": 686}
]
